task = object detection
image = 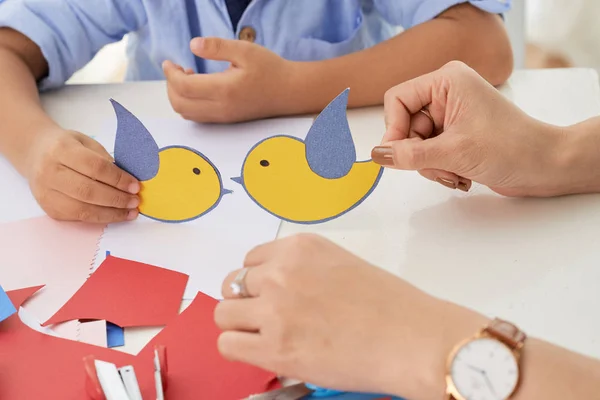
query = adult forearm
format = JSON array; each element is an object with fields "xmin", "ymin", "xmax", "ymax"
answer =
[
  {"xmin": 393, "ymin": 300, "xmax": 600, "ymax": 400},
  {"xmin": 286, "ymin": 4, "xmax": 512, "ymax": 114},
  {"xmin": 556, "ymin": 116, "xmax": 600, "ymax": 195},
  {"xmin": 0, "ymin": 31, "xmax": 57, "ymax": 177}
]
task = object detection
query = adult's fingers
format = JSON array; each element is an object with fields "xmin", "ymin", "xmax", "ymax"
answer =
[
  {"xmin": 382, "ymin": 69, "xmax": 447, "ymax": 144},
  {"xmin": 52, "ymin": 165, "xmax": 139, "ymax": 208},
  {"xmin": 372, "ymin": 136, "xmax": 457, "ymax": 172},
  {"xmin": 244, "ymin": 240, "xmax": 280, "ymax": 267},
  {"xmin": 418, "ymin": 169, "xmax": 472, "ymax": 192},
  {"xmin": 217, "ymin": 331, "xmax": 265, "ymax": 366},
  {"xmin": 221, "ymin": 266, "xmax": 265, "ymax": 299},
  {"xmin": 214, "ymin": 298, "xmax": 262, "ymax": 332},
  {"xmin": 61, "ymin": 145, "xmax": 140, "ymax": 194},
  {"xmin": 42, "ymin": 189, "xmax": 138, "ymax": 224}
]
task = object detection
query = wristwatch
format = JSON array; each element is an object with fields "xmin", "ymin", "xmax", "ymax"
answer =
[{"xmin": 445, "ymin": 318, "xmax": 526, "ymax": 400}]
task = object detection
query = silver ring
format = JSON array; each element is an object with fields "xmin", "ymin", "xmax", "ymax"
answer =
[{"xmin": 230, "ymin": 268, "xmax": 250, "ymax": 298}]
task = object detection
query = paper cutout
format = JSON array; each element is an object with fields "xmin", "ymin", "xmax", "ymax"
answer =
[
  {"xmin": 133, "ymin": 291, "xmax": 278, "ymax": 399},
  {"xmin": 44, "ymin": 255, "xmax": 188, "ymax": 328},
  {"xmin": 1, "ymin": 286, "xmax": 278, "ymax": 399},
  {"xmin": 305, "ymin": 88, "xmax": 356, "ymax": 179},
  {"xmin": 112, "ymin": 99, "xmax": 160, "ymax": 181},
  {"xmin": 0, "ymin": 284, "xmax": 16, "ymax": 322},
  {"xmin": 111, "ymin": 100, "xmax": 231, "ymax": 222},
  {"xmin": 107, "ymin": 322, "xmax": 125, "ymax": 348},
  {"xmin": 0, "ymin": 216, "xmax": 103, "ymax": 325},
  {"xmin": 233, "ymin": 89, "xmax": 383, "ymax": 224},
  {"xmin": 80, "ymin": 320, "xmax": 108, "ymax": 347},
  {"xmin": 0, "ymin": 286, "xmax": 135, "ymax": 399}
]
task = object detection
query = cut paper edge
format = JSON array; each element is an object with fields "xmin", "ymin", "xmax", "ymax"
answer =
[
  {"xmin": 43, "ymin": 255, "xmax": 188, "ymax": 328},
  {"xmin": 111, "ymin": 99, "xmax": 160, "ymax": 181},
  {"xmin": 305, "ymin": 88, "xmax": 356, "ymax": 179}
]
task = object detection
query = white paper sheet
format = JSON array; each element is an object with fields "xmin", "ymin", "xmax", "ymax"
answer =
[
  {"xmin": 94, "ymin": 117, "xmax": 314, "ymax": 299},
  {"xmin": 0, "ymin": 158, "xmax": 44, "ymax": 223}
]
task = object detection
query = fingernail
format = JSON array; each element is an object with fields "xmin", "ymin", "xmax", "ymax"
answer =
[
  {"xmin": 457, "ymin": 178, "xmax": 471, "ymax": 192},
  {"xmin": 127, "ymin": 197, "xmax": 139, "ymax": 209},
  {"xmin": 191, "ymin": 37, "xmax": 204, "ymax": 51},
  {"xmin": 128, "ymin": 182, "xmax": 140, "ymax": 194},
  {"xmin": 127, "ymin": 209, "xmax": 138, "ymax": 221},
  {"xmin": 436, "ymin": 177, "xmax": 457, "ymax": 190},
  {"xmin": 162, "ymin": 60, "xmax": 170, "ymax": 70},
  {"xmin": 371, "ymin": 146, "xmax": 395, "ymax": 166}
]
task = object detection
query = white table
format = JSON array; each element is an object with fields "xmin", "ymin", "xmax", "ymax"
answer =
[{"xmin": 38, "ymin": 68, "xmax": 600, "ymax": 358}]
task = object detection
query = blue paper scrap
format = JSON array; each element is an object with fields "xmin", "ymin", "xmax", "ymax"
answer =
[
  {"xmin": 0, "ymin": 284, "xmax": 17, "ymax": 323},
  {"xmin": 305, "ymin": 88, "xmax": 356, "ymax": 179},
  {"xmin": 106, "ymin": 322, "xmax": 125, "ymax": 348},
  {"xmin": 111, "ymin": 99, "xmax": 160, "ymax": 181}
]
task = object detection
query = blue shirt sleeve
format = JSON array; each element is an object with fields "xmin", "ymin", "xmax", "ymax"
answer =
[
  {"xmin": 0, "ymin": 0, "xmax": 148, "ymax": 90},
  {"xmin": 374, "ymin": 0, "xmax": 511, "ymax": 28}
]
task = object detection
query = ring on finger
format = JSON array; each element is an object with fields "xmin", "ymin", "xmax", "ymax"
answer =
[{"xmin": 230, "ymin": 268, "xmax": 251, "ymax": 298}]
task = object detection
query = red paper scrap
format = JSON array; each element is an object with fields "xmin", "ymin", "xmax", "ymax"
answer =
[
  {"xmin": 135, "ymin": 291, "xmax": 278, "ymax": 399},
  {"xmin": 43, "ymin": 255, "xmax": 188, "ymax": 328},
  {"xmin": 1, "ymin": 285, "xmax": 278, "ymax": 400},
  {"xmin": 0, "ymin": 286, "xmax": 132, "ymax": 400}
]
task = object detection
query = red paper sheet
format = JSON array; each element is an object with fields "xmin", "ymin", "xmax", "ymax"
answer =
[
  {"xmin": 135, "ymin": 291, "xmax": 278, "ymax": 399},
  {"xmin": 44, "ymin": 256, "xmax": 188, "ymax": 328},
  {"xmin": 1, "ymin": 286, "xmax": 277, "ymax": 399}
]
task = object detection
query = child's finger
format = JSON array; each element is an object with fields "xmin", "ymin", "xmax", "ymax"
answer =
[
  {"xmin": 190, "ymin": 37, "xmax": 253, "ymax": 66},
  {"xmin": 51, "ymin": 165, "xmax": 139, "ymax": 209},
  {"xmin": 42, "ymin": 189, "xmax": 138, "ymax": 224},
  {"xmin": 164, "ymin": 61, "xmax": 228, "ymax": 100},
  {"xmin": 61, "ymin": 145, "xmax": 140, "ymax": 194}
]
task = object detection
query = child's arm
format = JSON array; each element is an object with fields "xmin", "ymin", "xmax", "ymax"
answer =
[
  {"xmin": 0, "ymin": 29, "xmax": 140, "ymax": 223},
  {"xmin": 0, "ymin": 1, "xmax": 146, "ymax": 223},
  {"xmin": 292, "ymin": 3, "xmax": 513, "ymax": 112},
  {"xmin": 164, "ymin": 3, "xmax": 512, "ymax": 123}
]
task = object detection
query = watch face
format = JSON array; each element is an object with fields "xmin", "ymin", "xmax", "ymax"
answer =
[{"xmin": 449, "ymin": 338, "xmax": 519, "ymax": 400}]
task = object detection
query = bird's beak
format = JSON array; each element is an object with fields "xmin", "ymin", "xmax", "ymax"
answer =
[
  {"xmin": 231, "ymin": 177, "xmax": 243, "ymax": 185},
  {"xmin": 222, "ymin": 188, "xmax": 233, "ymax": 195}
]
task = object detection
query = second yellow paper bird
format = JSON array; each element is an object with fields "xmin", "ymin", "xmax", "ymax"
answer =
[{"xmin": 233, "ymin": 89, "xmax": 383, "ymax": 224}]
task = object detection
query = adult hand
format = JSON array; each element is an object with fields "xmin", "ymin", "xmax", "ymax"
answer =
[
  {"xmin": 215, "ymin": 234, "xmax": 486, "ymax": 399},
  {"xmin": 26, "ymin": 128, "xmax": 140, "ymax": 223},
  {"xmin": 372, "ymin": 61, "xmax": 570, "ymax": 197},
  {"xmin": 163, "ymin": 37, "xmax": 295, "ymax": 123}
]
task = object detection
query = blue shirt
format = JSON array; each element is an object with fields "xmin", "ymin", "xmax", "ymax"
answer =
[{"xmin": 0, "ymin": 0, "xmax": 510, "ymax": 90}]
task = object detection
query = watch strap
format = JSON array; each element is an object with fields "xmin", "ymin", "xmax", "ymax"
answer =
[{"xmin": 483, "ymin": 318, "xmax": 527, "ymax": 350}]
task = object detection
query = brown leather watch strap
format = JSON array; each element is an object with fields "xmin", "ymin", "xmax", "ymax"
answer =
[{"xmin": 483, "ymin": 318, "xmax": 527, "ymax": 350}]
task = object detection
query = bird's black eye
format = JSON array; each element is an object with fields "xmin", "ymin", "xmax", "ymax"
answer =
[
  {"xmin": 260, "ymin": 160, "xmax": 270, "ymax": 167},
  {"xmin": 192, "ymin": 167, "xmax": 201, "ymax": 175}
]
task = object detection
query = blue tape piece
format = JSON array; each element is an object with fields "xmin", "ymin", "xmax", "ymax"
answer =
[
  {"xmin": 111, "ymin": 99, "xmax": 160, "ymax": 181},
  {"xmin": 106, "ymin": 322, "xmax": 125, "ymax": 348},
  {"xmin": 304, "ymin": 384, "xmax": 404, "ymax": 400},
  {"xmin": 105, "ymin": 250, "xmax": 111, "ymax": 257},
  {"xmin": 0, "ymin": 285, "xmax": 16, "ymax": 323},
  {"xmin": 305, "ymin": 88, "xmax": 356, "ymax": 179}
]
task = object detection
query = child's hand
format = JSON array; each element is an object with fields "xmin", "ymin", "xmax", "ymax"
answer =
[
  {"xmin": 163, "ymin": 37, "xmax": 295, "ymax": 123},
  {"xmin": 26, "ymin": 129, "xmax": 140, "ymax": 223}
]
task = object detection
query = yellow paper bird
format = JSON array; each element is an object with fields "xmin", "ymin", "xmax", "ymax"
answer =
[
  {"xmin": 232, "ymin": 89, "xmax": 383, "ymax": 224},
  {"xmin": 112, "ymin": 100, "xmax": 230, "ymax": 223}
]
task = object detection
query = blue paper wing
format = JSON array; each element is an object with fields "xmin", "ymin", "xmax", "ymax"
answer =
[
  {"xmin": 111, "ymin": 99, "xmax": 160, "ymax": 181},
  {"xmin": 305, "ymin": 88, "xmax": 356, "ymax": 179}
]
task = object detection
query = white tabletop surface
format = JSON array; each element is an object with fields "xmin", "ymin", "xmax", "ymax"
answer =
[{"xmin": 38, "ymin": 68, "xmax": 600, "ymax": 359}]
